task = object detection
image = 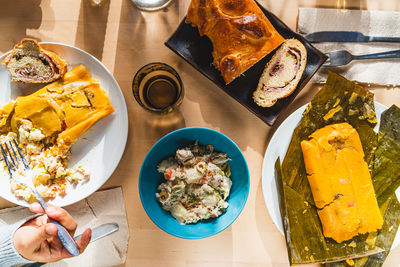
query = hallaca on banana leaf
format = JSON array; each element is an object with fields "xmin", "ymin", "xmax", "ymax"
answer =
[
  {"xmin": 275, "ymin": 71, "xmax": 399, "ymax": 265},
  {"xmin": 276, "ymin": 159, "xmax": 383, "ymax": 265},
  {"xmin": 324, "ymin": 105, "xmax": 400, "ymax": 267},
  {"xmin": 281, "ymin": 71, "xmax": 377, "ymax": 208}
]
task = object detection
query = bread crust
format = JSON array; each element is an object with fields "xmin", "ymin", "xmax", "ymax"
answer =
[
  {"xmin": 186, "ymin": 0, "xmax": 285, "ymax": 84},
  {"xmin": 2, "ymin": 38, "xmax": 67, "ymax": 83},
  {"xmin": 253, "ymin": 39, "xmax": 307, "ymax": 107}
]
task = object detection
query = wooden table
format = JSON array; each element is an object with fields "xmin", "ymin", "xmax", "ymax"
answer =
[{"xmin": 1, "ymin": 0, "xmax": 400, "ymax": 266}]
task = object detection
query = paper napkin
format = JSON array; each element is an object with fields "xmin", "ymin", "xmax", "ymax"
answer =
[
  {"xmin": 0, "ymin": 187, "xmax": 129, "ymax": 267},
  {"xmin": 298, "ymin": 8, "xmax": 400, "ymax": 85}
]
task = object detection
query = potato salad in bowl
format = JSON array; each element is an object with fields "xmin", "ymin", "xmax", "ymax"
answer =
[
  {"xmin": 156, "ymin": 142, "xmax": 232, "ymax": 224},
  {"xmin": 139, "ymin": 127, "xmax": 249, "ymax": 239}
]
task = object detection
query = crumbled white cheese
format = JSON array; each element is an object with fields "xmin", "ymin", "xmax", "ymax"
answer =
[{"xmin": 1, "ymin": 122, "xmax": 91, "ymax": 202}]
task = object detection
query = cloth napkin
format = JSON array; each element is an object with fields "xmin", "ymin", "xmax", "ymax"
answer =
[
  {"xmin": 298, "ymin": 8, "xmax": 400, "ymax": 85},
  {"xmin": 0, "ymin": 187, "xmax": 129, "ymax": 267}
]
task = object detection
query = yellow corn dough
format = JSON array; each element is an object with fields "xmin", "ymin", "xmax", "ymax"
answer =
[
  {"xmin": 0, "ymin": 65, "xmax": 114, "ymax": 148},
  {"xmin": 301, "ymin": 123, "xmax": 383, "ymax": 243}
]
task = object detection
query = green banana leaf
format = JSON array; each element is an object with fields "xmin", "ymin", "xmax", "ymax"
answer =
[
  {"xmin": 277, "ymin": 71, "xmax": 383, "ymax": 265},
  {"xmin": 373, "ymin": 105, "xmax": 400, "ymax": 206}
]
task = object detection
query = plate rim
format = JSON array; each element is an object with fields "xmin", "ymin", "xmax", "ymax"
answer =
[{"xmin": 0, "ymin": 42, "xmax": 129, "ymax": 207}]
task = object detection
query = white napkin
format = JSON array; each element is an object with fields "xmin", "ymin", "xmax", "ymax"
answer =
[
  {"xmin": 298, "ymin": 8, "xmax": 400, "ymax": 85},
  {"xmin": 0, "ymin": 187, "xmax": 129, "ymax": 267}
]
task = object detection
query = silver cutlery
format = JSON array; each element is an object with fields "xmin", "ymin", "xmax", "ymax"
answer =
[
  {"xmin": 305, "ymin": 31, "xmax": 400, "ymax": 43},
  {"xmin": 28, "ymin": 223, "xmax": 119, "ymax": 267},
  {"xmin": 323, "ymin": 49, "xmax": 400, "ymax": 67},
  {"xmin": 77, "ymin": 222, "xmax": 119, "ymax": 243},
  {"xmin": 0, "ymin": 139, "xmax": 79, "ymax": 256}
]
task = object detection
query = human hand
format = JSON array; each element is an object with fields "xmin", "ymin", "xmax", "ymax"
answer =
[{"xmin": 13, "ymin": 203, "xmax": 91, "ymax": 263}]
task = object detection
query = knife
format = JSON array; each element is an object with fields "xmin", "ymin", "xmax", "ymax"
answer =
[
  {"xmin": 27, "ymin": 223, "xmax": 119, "ymax": 267},
  {"xmin": 74, "ymin": 222, "xmax": 119, "ymax": 243},
  {"xmin": 305, "ymin": 31, "xmax": 400, "ymax": 43}
]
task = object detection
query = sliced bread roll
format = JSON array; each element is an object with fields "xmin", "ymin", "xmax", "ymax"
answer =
[
  {"xmin": 253, "ymin": 39, "xmax": 307, "ymax": 107},
  {"xmin": 2, "ymin": 39, "xmax": 67, "ymax": 83}
]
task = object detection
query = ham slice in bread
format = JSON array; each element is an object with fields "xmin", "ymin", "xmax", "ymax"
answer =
[
  {"xmin": 253, "ymin": 39, "xmax": 307, "ymax": 107},
  {"xmin": 2, "ymin": 39, "xmax": 67, "ymax": 83}
]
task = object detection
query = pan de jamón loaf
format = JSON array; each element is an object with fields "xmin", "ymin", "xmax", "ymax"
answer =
[
  {"xmin": 2, "ymin": 39, "xmax": 67, "ymax": 83},
  {"xmin": 253, "ymin": 39, "xmax": 307, "ymax": 107},
  {"xmin": 186, "ymin": 0, "xmax": 285, "ymax": 84}
]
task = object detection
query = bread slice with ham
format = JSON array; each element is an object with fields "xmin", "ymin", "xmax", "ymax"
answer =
[
  {"xmin": 253, "ymin": 39, "xmax": 307, "ymax": 108},
  {"xmin": 2, "ymin": 39, "xmax": 67, "ymax": 83}
]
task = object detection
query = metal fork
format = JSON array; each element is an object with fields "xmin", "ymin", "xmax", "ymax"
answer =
[
  {"xmin": 324, "ymin": 49, "xmax": 400, "ymax": 67},
  {"xmin": 0, "ymin": 138, "xmax": 80, "ymax": 257}
]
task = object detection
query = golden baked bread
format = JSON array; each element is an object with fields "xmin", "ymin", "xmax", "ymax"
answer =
[
  {"xmin": 186, "ymin": 0, "xmax": 285, "ymax": 84},
  {"xmin": 2, "ymin": 39, "xmax": 67, "ymax": 83}
]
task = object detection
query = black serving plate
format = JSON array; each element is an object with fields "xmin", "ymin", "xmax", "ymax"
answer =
[{"xmin": 165, "ymin": 2, "xmax": 327, "ymax": 126}]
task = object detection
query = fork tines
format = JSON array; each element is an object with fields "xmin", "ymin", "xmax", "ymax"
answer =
[{"xmin": 0, "ymin": 138, "xmax": 29, "ymax": 176}]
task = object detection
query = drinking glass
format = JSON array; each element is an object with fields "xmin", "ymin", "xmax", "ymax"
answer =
[
  {"xmin": 131, "ymin": 0, "xmax": 172, "ymax": 11},
  {"xmin": 132, "ymin": 62, "xmax": 184, "ymax": 113}
]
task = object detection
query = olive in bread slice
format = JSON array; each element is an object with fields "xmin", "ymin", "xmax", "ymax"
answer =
[
  {"xmin": 2, "ymin": 39, "xmax": 67, "ymax": 83},
  {"xmin": 253, "ymin": 39, "xmax": 307, "ymax": 108}
]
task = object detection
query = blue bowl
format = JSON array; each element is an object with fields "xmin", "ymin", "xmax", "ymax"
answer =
[{"xmin": 139, "ymin": 127, "xmax": 250, "ymax": 239}]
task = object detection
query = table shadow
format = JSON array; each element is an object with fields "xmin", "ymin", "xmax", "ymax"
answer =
[
  {"xmin": 181, "ymin": 61, "xmax": 270, "ymax": 156},
  {"xmin": 109, "ymin": 1, "xmax": 235, "ymax": 263},
  {"xmin": 74, "ymin": 0, "xmax": 111, "ymax": 61},
  {"xmin": 0, "ymin": 0, "xmax": 43, "ymax": 52},
  {"xmin": 254, "ymin": 178, "xmax": 290, "ymax": 266},
  {"xmin": 143, "ymin": 109, "xmax": 186, "ymax": 140},
  {"xmin": 109, "ymin": 0, "xmax": 183, "ymax": 182}
]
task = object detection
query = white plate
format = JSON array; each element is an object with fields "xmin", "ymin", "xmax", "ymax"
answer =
[
  {"xmin": 261, "ymin": 102, "xmax": 400, "ymax": 250},
  {"xmin": 0, "ymin": 42, "xmax": 128, "ymax": 207}
]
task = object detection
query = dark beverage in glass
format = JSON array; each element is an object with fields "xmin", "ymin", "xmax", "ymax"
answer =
[{"xmin": 133, "ymin": 63, "xmax": 183, "ymax": 113}]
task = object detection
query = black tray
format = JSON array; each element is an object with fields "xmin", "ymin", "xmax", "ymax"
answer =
[{"xmin": 165, "ymin": 2, "xmax": 327, "ymax": 125}]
